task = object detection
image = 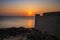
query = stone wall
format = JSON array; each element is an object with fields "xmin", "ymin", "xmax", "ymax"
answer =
[{"xmin": 35, "ymin": 12, "xmax": 60, "ymax": 39}]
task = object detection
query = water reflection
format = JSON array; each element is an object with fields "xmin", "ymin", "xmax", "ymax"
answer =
[
  {"xmin": 0, "ymin": 17, "xmax": 34, "ymax": 28},
  {"xmin": 25, "ymin": 19, "xmax": 34, "ymax": 28}
]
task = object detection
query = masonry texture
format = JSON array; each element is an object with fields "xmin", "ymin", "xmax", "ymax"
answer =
[{"xmin": 35, "ymin": 12, "xmax": 60, "ymax": 39}]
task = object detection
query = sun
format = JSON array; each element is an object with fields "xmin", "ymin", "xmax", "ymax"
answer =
[
  {"xmin": 29, "ymin": 11, "xmax": 32, "ymax": 15},
  {"xmin": 26, "ymin": 10, "xmax": 34, "ymax": 16}
]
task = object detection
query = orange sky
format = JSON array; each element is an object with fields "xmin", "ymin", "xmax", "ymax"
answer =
[{"xmin": 0, "ymin": 0, "xmax": 60, "ymax": 16}]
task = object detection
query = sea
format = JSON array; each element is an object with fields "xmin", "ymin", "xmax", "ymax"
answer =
[{"xmin": 0, "ymin": 16, "xmax": 35, "ymax": 28}]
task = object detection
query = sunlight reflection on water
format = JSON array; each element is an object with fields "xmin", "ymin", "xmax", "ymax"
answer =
[{"xmin": 0, "ymin": 17, "xmax": 35, "ymax": 28}]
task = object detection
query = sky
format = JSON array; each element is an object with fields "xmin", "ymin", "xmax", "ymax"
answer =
[{"xmin": 0, "ymin": 0, "xmax": 60, "ymax": 16}]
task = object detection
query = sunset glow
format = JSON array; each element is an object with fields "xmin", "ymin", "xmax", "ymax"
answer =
[
  {"xmin": 28, "ymin": 11, "xmax": 33, "ymax": 16},
  {"xmin": 0, "ymin": 0, "xmax": 60, "ymax": 16},
  {"xmin": 29, "ymin": 11, "xmax": 32, "ymax": 15}
]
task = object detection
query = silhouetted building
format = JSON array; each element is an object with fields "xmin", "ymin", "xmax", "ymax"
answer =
[
  {"xmin": 44, "ymin": 12, "xmax": 60, "ymax": 16},
  {"xmin": 35, "ymin": 12, "xmax": 60, "ymax": 39}
]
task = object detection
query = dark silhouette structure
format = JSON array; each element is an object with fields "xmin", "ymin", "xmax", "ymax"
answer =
[{"xmin": 35, "ymin": 12, "xmax": 60, "ymax": 39}]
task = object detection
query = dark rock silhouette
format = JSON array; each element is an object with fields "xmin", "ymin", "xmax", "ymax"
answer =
[
  {"xmin": 0, "ymin": 27, "xmax": 31, "ymax": 40},
  {"xmin": 27, "ymin": 29, "xmax": 59, "ymax": 40},
  {"xmin": 0, "ymin": 27, "xmax": 59, "ymax": 40}
]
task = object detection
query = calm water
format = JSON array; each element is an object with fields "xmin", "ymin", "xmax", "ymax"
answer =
[{"xmin": 0, "ymin": 16, "xmax": 35, "ymax": 28}]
